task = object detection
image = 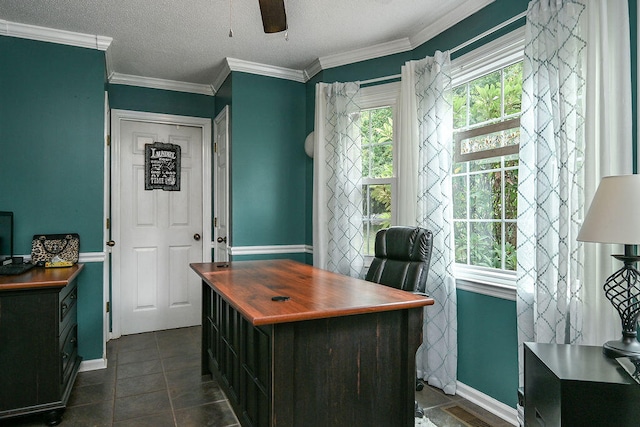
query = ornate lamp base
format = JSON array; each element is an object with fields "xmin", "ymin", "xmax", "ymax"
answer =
[
  {"xmin": 603, "ymin": 335, "xmax": 640, "ymax": 358},
  {"xmin": 603, "ymin": 252, "xmax": 640, "ymax": 358}
]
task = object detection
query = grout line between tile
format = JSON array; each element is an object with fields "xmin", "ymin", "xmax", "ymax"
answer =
[{"xmin": 156, "ymin": 330, "xmax": 180, "ymax": 427}]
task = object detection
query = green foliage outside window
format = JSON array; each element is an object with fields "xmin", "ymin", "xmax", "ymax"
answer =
[
  {"xmin": 361, "ymin": 107, "xmax": 394, "ymax": 255},
  {"xmin": 452, "ymin": 61, "xmax": 522, "ymax": 271},
  {"xmin": 362, "ymin": 108, "xmax": 393, "ymax": 179}
]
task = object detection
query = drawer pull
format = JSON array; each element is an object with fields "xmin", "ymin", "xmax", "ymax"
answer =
[
  {"xmin": 62, "ymin": 352, "xmax": 69, "ymax": 359},
  {"xmin": 62, "ymin": 303, "xmax": 68, "ymax": 310},
  {"xmin": 70, "ymin": 338, "xmax": 76, "ymax": 344},
  {"xmin": 70, "ymin": 293, "xmax": 77, "ymax": 299}
]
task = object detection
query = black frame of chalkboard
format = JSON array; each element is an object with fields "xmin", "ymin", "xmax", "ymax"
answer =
[{"xmin": 144, "ymin": 142, "xmax": 181, "ymax": 191}]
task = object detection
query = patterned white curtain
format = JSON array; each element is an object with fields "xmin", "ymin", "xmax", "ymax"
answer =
[
  {"xmin": 401, "ymin": 52, "xmax": 458, "ymax": 395},
  {"xmin": 312, "ymin": 82, "xmax": 365, "ymax": 277},
  {"xmin": 517, "ymin": 0, "xmax": 587, "ymax": 382},
  {"xmin": 581, "ymin": 0, "xmax": 633, "ymax": 350},
  {"xmin": 517, "ymin": 0, "xmax": 633, "ymax": 383}
]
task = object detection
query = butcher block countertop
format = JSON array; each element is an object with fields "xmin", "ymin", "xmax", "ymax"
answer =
[{"xmin": 190, "ymin": 259, "xmax": 433, "ymax": 326}]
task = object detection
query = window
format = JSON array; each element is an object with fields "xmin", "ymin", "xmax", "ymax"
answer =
[
  {"xmin": 452, "ymin": 61, "xmax": 522, "ymax": 273},
  {"xmin": 359, "ymin": 83, "xmax": 399, "ymax": 256},
  {"xmin": 450, "ymin": 27, "xmax": 524, "ymax": 290}
]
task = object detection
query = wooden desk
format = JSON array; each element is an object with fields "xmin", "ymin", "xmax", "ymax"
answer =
[
  {"xmin": 191, "ymin": 260, "xmax": 434, "ymax": 427},
  {"xmin": 0, "ymin": 264, "xmax": 83, "ymax": 425}
]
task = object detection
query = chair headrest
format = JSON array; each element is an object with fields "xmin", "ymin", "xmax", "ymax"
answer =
[{"xmin": 374, "ymin": 226, "xmax": 432, "ymax": 262}]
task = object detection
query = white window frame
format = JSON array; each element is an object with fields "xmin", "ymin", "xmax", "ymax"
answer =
[
  {"xmin": 450, "ymin": 26, "xmax": 525, "ymax": 299},
  {"xmin": 359, "ymin": 82, "xmax": 400, "ymax": 260}
]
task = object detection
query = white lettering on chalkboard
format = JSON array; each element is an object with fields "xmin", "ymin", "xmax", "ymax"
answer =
[{"xmin": 145, "ymin": 142, "xmax": 181, "ymax": 191}]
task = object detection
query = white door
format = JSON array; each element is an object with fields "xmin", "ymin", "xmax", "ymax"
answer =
[
  {"xmin": 213, "ymin": 106, "xmax": 230, "ymax": 262},
  {"xmin": 114, "ymin": 116, "xmax": 207, "ymax": 335}
]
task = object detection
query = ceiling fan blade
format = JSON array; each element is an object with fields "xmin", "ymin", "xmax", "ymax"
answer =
[{"xmin": 258, "ymin": 0, "xmax": 287, "ymax": 33}]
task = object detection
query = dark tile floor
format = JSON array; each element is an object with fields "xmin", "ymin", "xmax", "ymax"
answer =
[{"xmin": 2, "ymin": 326, "xmax": 512, "ymax": 427}]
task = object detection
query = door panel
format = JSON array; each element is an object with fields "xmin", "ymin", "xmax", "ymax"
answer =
[
  {"xmin": 118, "ymin": 120, "xmax": 203, "ymax": 334},
  {"xmin": 213, "ymin": 107, "xmax": 230, "ymax": 262},
  {"xmin": 133, "ymin": 247, "xmax": 158, "ymax": 309}
]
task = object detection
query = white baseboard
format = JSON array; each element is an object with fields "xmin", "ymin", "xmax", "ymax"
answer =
[
  {"xmin": 456, "ymin": 381, "xmax": 518, "ymax": 426},
  {"xmin": 79, "ymin": 358, "xmax": 108, "ymax": 372}
]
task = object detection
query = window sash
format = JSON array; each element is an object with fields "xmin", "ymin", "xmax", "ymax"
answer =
[
  {"xmin": 450, "ymin": 28, "xmax": 524, "ymax": 288},
  {"xmin": 454, "ymin": 117, "xmax": 520, "ymax": 162},
  {"xmin": 359, "ymin": 83, "xmax": 399, "ymax": 259}
]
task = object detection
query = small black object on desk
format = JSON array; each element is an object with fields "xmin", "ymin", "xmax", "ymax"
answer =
[{"xmin": 0, "ymin": 261, "xmax": 35, "ymax": 276}]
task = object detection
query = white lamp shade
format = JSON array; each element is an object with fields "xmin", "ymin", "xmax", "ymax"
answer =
[{"xmin": 577, "ymin": 175, "xmax": 640, "ymax": 245}]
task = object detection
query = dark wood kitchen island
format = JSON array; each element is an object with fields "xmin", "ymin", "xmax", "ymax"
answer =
[{"xmin": 191, "ymin": 259, "xmax": 433, "ymax": 427}]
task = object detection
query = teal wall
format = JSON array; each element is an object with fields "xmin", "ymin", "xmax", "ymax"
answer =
[
  {"xmin": 108, "ymin": 84, "xmax": 215, "ymax": 120},
  {"xmin": 215, "ymin": 74, "xmax": 232, "ymax": 117},
  {"xmin": 322, "ymin": 52, "xmax": 413, "ymax": 84},
  {"xmin": 457, "ymin": 288, "xmax": 518, "ymax": 405},
  {"xmin": 229, "ymin": 72, "xmax": 306, "ymax": 249},
  {"xmin": 0, "ymin": 36, "xmax": 106, "ymax": 359}
]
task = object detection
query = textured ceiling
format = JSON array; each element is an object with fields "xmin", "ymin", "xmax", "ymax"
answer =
[{"xmin": 0, "ymin": 0, "xmax": 493, "ymax": 89}]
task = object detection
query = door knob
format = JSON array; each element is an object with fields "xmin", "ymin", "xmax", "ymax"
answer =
[
  {"xmin": 106, "ymin": 240, "xmax": 116, "ymax": 247},
  {"xmin": 217, "ymin": 236, "xmax": 227, "ymax": 243},
  {"xmin": 194, "ymin": 234, "xmax": 201, "ymax": 241}
]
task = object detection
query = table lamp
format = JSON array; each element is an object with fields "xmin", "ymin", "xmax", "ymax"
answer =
[{"xmin": 577, "ymin": 175, "xmax": 640, "ymax": 357}]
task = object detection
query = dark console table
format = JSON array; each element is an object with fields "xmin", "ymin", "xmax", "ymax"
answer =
[
  {"xmin": 191, "ymin": 260, "xmax": 434, "ymax": 427},
  {"xmin": 524, "ymin": 342, "xmax": 640, "ymax": 426},
  {"xmin": 0, "ymin": 264, "xmax": 83, "ymax": 425}
]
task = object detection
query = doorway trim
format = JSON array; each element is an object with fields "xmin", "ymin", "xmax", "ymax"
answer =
[
  {"xmin": 213, "ymin": 105, "xmax": 230, "ymax": 262},
  {"xmin": 110, "ymin": 109, "xmax": 212, "ymax": 339}
]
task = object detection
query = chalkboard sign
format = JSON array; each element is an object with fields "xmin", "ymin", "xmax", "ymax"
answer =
[{"xmin": 145, "ymin": 142, "xmax": 181, "ymax": 191}]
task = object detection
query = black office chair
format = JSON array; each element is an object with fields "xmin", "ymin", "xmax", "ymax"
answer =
[
  {"xmin": 364, "ymin": 226, "xmax": 433, "ymax": 418},
  {"xmin": 365, "ymin": 226, "xmax": 432, "ymax": 293}
]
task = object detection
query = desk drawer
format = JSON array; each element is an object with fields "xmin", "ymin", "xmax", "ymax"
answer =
[
  {"xmin": 60, "ymin": 323, "xmax": 78, "ymax": 387},
  {"xmin": 59, "ymin": 302, "xmax": 77, "ymax": 346},
  {"xmin": 59, "ymin": 283, "xmax": 78, "ymax": 325}
]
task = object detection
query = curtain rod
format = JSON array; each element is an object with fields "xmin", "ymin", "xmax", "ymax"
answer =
[
  {"xmin": 449, "ymin": 11, "xmax": 526, "ymax": 54},
  {"xmin": 359, "ymin": 11, "xmax": 527, "ymax": 86}
]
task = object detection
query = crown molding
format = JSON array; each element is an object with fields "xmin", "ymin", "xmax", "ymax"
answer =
[
  {"xmin": 108, "ymin": 72, "xmax": 215, "ymax": 96},
  {"xmin": 306, "ymin": 0, "xmax": 495, "ymax": 76},
  {"xmin": 409, "ymin": 0, "xmax": 495, "ymax": 49},
  {"xmin": 317, "ymin": 38, "xmax": 413, "ymax": 72},
  {"xmin": 226, "ymin": 57, "xmax": 306, "ymax": 83},
  {"xmin": 211, "ymin": 57, "xmax": 306, "ymax": 90},
  {"xmin": 2, "ymin": 1, "xmax": 500, "ymax": 90},
  {"xmin": 0, "ymin": 19, "xmax": 112, "ymax": 51},
  {"xmin": 304, "ymin": 59, "xmax": 323, "ymax": 81},
  {"xmin": 212, "ymin": 60, "xmax": 232, "ymax": 93}
]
